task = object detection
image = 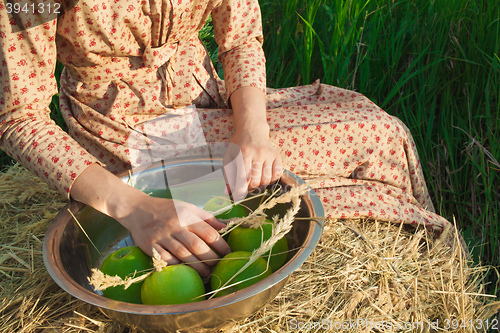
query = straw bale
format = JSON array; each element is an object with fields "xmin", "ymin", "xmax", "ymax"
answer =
[{"xmin": 1, "ymin": 164, "xmax": 499, "ymax": 332}]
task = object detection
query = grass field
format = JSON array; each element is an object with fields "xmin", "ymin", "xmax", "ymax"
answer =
[{"xmin": 1, "ymin": 0, "xmax": 499, "ymax": 295}]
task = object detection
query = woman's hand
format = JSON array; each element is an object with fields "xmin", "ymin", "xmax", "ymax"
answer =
[
  {"xmin": 224, "ymin": 129, "xmax": 283, "ymax": 200},
  {"xmin": 224, "ymin": 86, "xmax": 283, "ymax": 199},
  {"xmin": 70, "ymin": 164, "xmax": 231, "ymax": 277},
  {"xmin": 122, "ymin": 195, "xmax": 230, "ymax": 277}
]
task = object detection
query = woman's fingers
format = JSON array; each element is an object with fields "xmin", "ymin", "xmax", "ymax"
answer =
[
  {"xmin": 249, "ymin": 161, "xmax": 264, "ymax": 188},
  {"xmin": 175, "ymin": 204, "xmax": 231, "ymax": 261},
  {"xmin": 164, "ymin": 196, "xmax": 231, "ymax": 277},
  {"xmin": 154, "ymin": 225, "xmax": 227, "ymax": 277},
  {"xmin": 174, "ymin": 224, "xmax": 230, "ymax": 275},
  {"xmin": 158, "ymin": 234, "xmax": 212, "ymax": 277},
  {"xmin": 128, "ymin": 199, "xmax": 232, "ymax": 277},
  {"xmin": 187, "ymin": 204, "xmax": 225, "ymax": 229},
  {"xmin": 248, "ymin": 154, "xmax": 283, "ymax": 188},
  {"xmin": 189, "ymin": 208, "xmax": 232, "ymax": 257},
  {"xmin": 271, "ymin": 155, "xmax": 284, "ymax": 182},
  {"xmin": 223, "ymin": 143, "xmax": 250, "ymax": 201},
  {"xmin": 188, "ymin": 221, "xmax": 231, "ymax": 259},
  {"xmin": 260, "ymin": 159, "xmax": 275, "ymax": 186},
  {"xmin": 152, "ymin": 243, "xmax": 182, "ymax": 265},
  {"xmin": 223, "ymin": 139, "xmax": 283, "ymax": 194}
]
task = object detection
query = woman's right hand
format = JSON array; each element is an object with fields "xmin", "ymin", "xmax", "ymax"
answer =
[
  {"xmin": 70, "ymin": 164, "xmax": 231, "ymax": 277},
  {"xmin": 122, "ymin": 195, "xmax": 230, "ymax": 277}
]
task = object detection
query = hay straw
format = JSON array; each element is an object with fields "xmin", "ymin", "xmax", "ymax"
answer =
[
  {"xmin": 67, "ymin": 208, "xmax": 101, "ymax": 255},
  {"xmin": 1, "ymin": 164, "xmax": 499, "ymax": 332},
  {"xmin": 87, "ymin": 267, "xmax": 152, "ymax": 292}
]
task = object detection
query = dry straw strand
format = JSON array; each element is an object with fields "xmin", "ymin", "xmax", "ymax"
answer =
[
  {"xmin": 87, "ymin": 268, "xmax": 152, "ymax": 292},
  {"xmin": 67, "ymin": 208, "xmax": 101, "ymax": 255},
  {"xmin": 86, "ymin": 249, "xmax": 165, "ymax": 291},
  {"xmin": 152, "ymin": 247, "xmax": 168, "ymax": 272}
]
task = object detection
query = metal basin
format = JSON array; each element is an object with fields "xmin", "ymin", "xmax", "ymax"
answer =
[{"xmin": 43, "ymin": 158, "xmax": 324, "ymax": 332}]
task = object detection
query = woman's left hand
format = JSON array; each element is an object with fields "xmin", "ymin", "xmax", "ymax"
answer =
[
  {"xmin": 223, "ymin": 86, "xmax": 283, "ymax": 200},
  {"xmin": 224, "ymin": 127, "xmax": 283, "ymax": 200}
]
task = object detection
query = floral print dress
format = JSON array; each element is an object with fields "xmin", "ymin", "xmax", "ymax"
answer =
[{"xmin": 0, "ymin": 0, "xmax": 453, "ymax": 233}]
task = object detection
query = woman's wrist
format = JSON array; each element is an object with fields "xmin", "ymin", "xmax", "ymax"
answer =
[
  {"xmin": 234, "ymin": 121, "xmax": 270, "ymax": 139},
  {"xmin": 105, "ymin": 183, "xmax": 150, "ymax": 227},
  {"xmin": 70, "ymin": 163, "xmax": 150, "ymax": 224},
  {"xmin": 230, "ymin": 86, "xmax": 269, "ymax": 136}
]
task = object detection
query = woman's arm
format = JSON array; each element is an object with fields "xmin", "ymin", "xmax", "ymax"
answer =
[
  {"xmin": 0, "ymin": 15, "xmax": 93, "ymax": 197},
  {"xmin": 70, "ymin": 163, "xmax": 231, "ymax": 276},
  {"xmin": 225, "ymin": 86, "xmax": 283, "ymax": 198},
  {"xmin": 211, "ymin": 0, "xmax": 283, "ymax": 196}
]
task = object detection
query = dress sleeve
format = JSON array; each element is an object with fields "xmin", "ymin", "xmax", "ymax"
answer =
[
  {"xmin": 0, "ymin": 9, "xmax": 100, "ymax": 199},
  {"xmin": 211, "ymin": 0, "xmax": 266, "ymax": 102}
]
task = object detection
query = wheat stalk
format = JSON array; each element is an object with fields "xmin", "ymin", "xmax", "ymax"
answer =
[
  {"xmin": 87, "ymin": 247, "xmax": 168, "ymax": 291},
  {"xmin": 219, "ymin": 173, "xmax": 329, "ymax": 236},
  {"xmin": 152, "ymin": 248, "xmax": 168, "ymax": 272},
  {"xmin": 87, "ymin": 267, "xmax": 152, "ymax": 291}
]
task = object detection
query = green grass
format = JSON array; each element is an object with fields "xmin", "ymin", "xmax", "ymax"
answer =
[
  {"xmin": 260, "ymin": 0, "xmax": 499, "ymax": 295},
  {"xmin": 0, "ymin": 0, "xmax": 498, "ymax": 296}
]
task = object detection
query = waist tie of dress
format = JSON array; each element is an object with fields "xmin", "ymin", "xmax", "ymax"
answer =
[{"xmin": 65, "ymin": 37, "xmax": 199, "ymax": 109}]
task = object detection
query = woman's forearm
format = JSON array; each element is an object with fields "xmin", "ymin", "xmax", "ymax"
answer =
[
  {"xmin": 225, "ymin": 86, "xmax": 282, "ymax": 191},
  {"xmin": 230, "ymin": 86, "xmax": 269, "ymax": 136},
  {"xmin": 69, "ymin": 163, "xmax": 147, "ymax": 223}
]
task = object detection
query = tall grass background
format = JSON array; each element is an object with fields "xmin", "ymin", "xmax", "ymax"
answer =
[{"xmin": 1, "ymin": 0, "xmax": 498, "ymax": 296}]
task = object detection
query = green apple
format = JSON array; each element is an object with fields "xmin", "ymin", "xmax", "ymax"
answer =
[
  {"xmin": 203, "ymin": 197, "xmax": 248, "ymax": 220},
  {"xmin": 99, "ymin": 246, "xmax": 154, "ymax": 304},
  {"xmin": 141, "ymin": 264, "xmax": 206, "ymax": 305},
  {"xmin": 227, "ymin": 220, "xmax": 288, "ymax": 272},
  {"xmin": 210, "ymin": 251, "xmax": 272, "ymax": 297}
]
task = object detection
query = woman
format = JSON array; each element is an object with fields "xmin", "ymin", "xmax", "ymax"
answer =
[{"xmin": 0, "ymin": 0, "xmax": 452, "ymax": 276}]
